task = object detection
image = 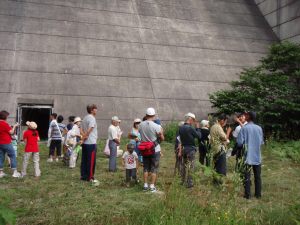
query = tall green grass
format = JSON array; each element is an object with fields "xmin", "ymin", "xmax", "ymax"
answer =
[{"xmin": 0, "ymin": 141, "xmax": 300, "ymax": 224}]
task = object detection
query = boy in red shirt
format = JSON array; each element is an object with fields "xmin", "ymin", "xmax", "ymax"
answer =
[
  {"xmin": 0, "ymin": 111, "xmax": 21, "ymax": 178},
  {"xmin": 22, "ymin": 121, "xmax": 41, "ymax": 178}
]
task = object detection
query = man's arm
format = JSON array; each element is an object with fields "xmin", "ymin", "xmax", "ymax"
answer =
[
  {"xmin": 192, "ymin": 127, "xmax": 202, "ymax": 140},
  {"xmin": 237, "ymin": 128, "xmax": 245, "ymax": 147},
  {"xmin": 9, "ymin": 123, "xmax": 19, "ymax": 135},
  {"xmin": 48, "ymin": 122, "xmax": 53, "ymax": 139},
  {"xmin": 82, "ymin": 127, "xmax": 94, "ymax": 141}
]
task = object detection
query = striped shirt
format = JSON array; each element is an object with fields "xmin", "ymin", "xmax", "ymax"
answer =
[{"xmin": 48, "ymin": 120, "xmax": 66, "ymax": 140}]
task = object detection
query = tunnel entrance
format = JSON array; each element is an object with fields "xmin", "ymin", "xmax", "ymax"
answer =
[{"xmin": 17, "ymin": 105, "xmax": 53, "ymax": 141}]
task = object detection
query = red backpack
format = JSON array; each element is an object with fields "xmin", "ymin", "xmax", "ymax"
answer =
[{"xmin": 138, "ymin": 141, "xmax": 155, "ymax": 156}]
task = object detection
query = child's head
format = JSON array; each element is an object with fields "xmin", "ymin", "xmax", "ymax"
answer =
[{"xmin": 127, "ymin": 143, "xmax": 135, "ymax": 154}]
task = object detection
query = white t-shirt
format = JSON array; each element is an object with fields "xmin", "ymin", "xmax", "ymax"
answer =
[
  {"xmin": 233, "ymin": 122, "xmax": 248, "ymax": 138},
  {"xmin": 81, "ymin": 114, "xmax": 97, "ymax": 144},
  {"xmin": 108, "ymin": 124, "xmax": 118, "ymax": 140},
  {"xmin": 122, "ymin": 151, "xmax": 138, "ymax": 169}
]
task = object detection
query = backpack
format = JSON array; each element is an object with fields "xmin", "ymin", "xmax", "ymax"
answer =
[{"xmin": 138, "ymin": 141, "xmax": 155, "ymax": 156}]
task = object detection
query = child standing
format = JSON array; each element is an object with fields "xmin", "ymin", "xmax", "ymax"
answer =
[
  {"xmin": 21, "ymin": 121, "xmax": 41, "ymax": 178},
  {"xmin": 122, "ymin": 143, "xmax": 139, "ymax": 186}
]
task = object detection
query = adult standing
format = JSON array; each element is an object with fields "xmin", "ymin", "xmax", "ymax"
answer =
[
  {"xmin": 108, "ymin": 116, "xmax": 121, "ymax": 172},
  {"xmin": 237, "ymin": 112, "xmax": 264, "ymax": 199},
  {"xmin": 232, "ymin": 112, "xmax": 247, "ymax": 169},
  {"xmin": 48, "ymin": 114, "xmax": 67, "ymax": 162},
  {"xmin": 210, "ymin": 114, "xmax": 229, "ymax": 179},
  {"xmin": 0, "ymin": 110, "xmax": 21, "ymax": 178},
  {"xmin": 81, "ymin": 104, "xmax": 98, "ymax": 182},
  {"xmin": 178, "ymin": 113, "xmax": 201, "ymax": 188},
  {"xmin": 199, "ymin": 120, "xmax": 210, "ymax": 166},
  {"xmin": 139, "ymin": 107, "xmax": 164, "ymax": 192}
]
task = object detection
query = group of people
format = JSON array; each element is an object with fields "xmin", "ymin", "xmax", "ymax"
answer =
[
  {"xmin": 0, "ymin": 105, "xmax": 263, "ymax": 198},
  {"xmin": 176, "ymin": 111, "xmax": 263, "ymax": 199},
  {"xmin": 0, "ymin": 111, "xmax": 40, "ymax": 178}
]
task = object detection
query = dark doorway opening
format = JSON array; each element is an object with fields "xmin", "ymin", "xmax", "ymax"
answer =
[{"xmin": 18, "ymin": 106, "xmax": 52, "ymax": 140}]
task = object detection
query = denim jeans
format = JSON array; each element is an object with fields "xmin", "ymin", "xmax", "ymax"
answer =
[{"xmin": 0, "ymin": 144, "xmax": 17, "ymax": 169}]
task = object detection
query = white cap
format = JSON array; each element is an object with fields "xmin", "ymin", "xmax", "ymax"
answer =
[
  {"xmin": 112, "ymin": 116, "xmax": 121, "ymax": 122},
  {"xmin": 200, "ymin": 120, "xmax": 209, "ymax": 127},
  {"xmin": 134, "ymin": 118, "xmax": 141, "ymax": 123},
  {"xmin": 185, "ymin": 112, "xmax": 196, "ymax": 120},
  {"xmin": 146, "ymin": 107, "xmax": 156, "ymax": 116},
  {"xmin": 74, "ymin": 117, "xmax": 81, "ymax": 124}
]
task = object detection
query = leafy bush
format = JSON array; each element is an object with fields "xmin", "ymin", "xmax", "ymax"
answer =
[
  {"xmin": 163, "ymin": 122, "xmax": 179, "ymax": 143},
  {"xmin": 209, "ymin": 41, "xmax": 300, "ymax": 139}
]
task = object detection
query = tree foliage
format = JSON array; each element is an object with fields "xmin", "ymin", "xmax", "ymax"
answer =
[{"xmin": 209, "ymin": 41, "xmax": 300, "ymax": 139}]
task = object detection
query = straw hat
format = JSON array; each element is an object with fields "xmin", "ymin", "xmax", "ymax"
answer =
[{"xmin": 26, "ymin": 121, "xmax": 37, "ymax": 130}]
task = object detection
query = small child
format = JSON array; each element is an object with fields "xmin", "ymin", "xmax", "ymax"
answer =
[
  {"xmin": 122, "ymin": 143, "xmax": 139, "ymax": 186},
  {"xmin": 21, "ymin": 121, "xmax": 41, "ymax": 178}
]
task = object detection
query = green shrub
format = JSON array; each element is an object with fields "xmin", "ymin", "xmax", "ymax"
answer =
[
  {"xmin": 163, "ymin": 122, "xmax": 179, "ymax": 143},
  {"xmin": 209, "ymin": 41, "xmax": 300, "ymax": 139}
]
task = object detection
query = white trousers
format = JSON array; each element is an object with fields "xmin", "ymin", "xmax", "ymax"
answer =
[
  {"xmin": 22, "ymin": 152, "xmax": 41, "ymax": 177},
  {"xmin": 69, "ymin": 151, "xmax": 78, "ymax": 168}
]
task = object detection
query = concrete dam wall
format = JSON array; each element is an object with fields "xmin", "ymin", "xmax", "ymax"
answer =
[
  {"xmin": 254, "ymin": 0, "xmax": 300, "ymax": 43},
  {"xmin": 0, "ymin": 0, "xmax": 276, "ymax": 137}
]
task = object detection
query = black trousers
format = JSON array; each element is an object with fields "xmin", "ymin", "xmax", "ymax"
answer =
[
  {"xmin": 80, "ymin": 144, "xmax": 97, "ymax": 181},
  {"xmin": 49, "ymin": 140, "xmax": 62, "ymax": 157},
  {"xmin": 126, "ymin": 168, "xmax": 137, "ymax": 182},
  {"xmin": 214, "ymin": 151, "xmax": 227, "ymax": 176},
  {"xmin": 244, "ymin": 164, "xmax": 261, "ymax": 199}
]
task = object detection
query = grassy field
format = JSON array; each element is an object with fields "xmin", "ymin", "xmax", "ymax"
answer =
[{"xmin": 0, "ymin": 140, "xmax": 300, "ymax": 225}]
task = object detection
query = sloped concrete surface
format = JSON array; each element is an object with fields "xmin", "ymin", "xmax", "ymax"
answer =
[
  {"xmin": 0, "ymin": 0, "xmax": 276, "ymax": 136},
  {"xmin": 254, "ymin": 0, "xmax": 300, "ymax": 42}
]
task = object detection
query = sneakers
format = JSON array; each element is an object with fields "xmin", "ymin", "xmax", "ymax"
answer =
[
  {"xmin": 91, "ymin": 179, "xmax": 100, "ymax": 186},
  {"xmin": 150, "ymin": 187, "xmax": 157, "ymax": 193},
  {"xmin": 47, "ymin": 158, "xmax": 53, "ymax": 162},
  {"xmin": 143, "ymin": 186, "xmax": 149, "ymax": 191},
  {"xmin": 0, "ymin": 171, "xmax": 6, "ymax": 178},
  {"xmin": 12, "ymin": 171, "xmax": 21, "ymax": 178},
  {"xmin": 55, "ymin": 158, "xmax": 59, "ymax": 162}
]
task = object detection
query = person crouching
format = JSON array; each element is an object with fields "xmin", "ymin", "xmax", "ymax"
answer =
[
  {"xmin": 21, "ymin": 121, "xmax": 41, "ymax": 178},
  {"xmin": 122, "ymin": 143, "xmax": 139, "ymax": 187}
]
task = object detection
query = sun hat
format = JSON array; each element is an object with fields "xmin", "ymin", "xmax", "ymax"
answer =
[
  {"xmin": 200, "ymin": 120, "xmax": 209, "ymax": 127},
  {"xmin": 134, "ymin": 118, "xmax": 141, "ymax": 123},
  {"xmin": 112, "ymin": 116, "xmax": 121, "ymax": 122},
  {"xmin": 146, "ymin": 107, "xmax": 156, "ymax": 116},
  {"xmin": 74, "ymin": 117, "xmax": 81, "ymax": 124},
  {"xmin": 185, "ymin": 112, "xmax": 196, "ymax": 120},
  {"xmin": 26, "ymin": 121, "xmax": 37, "ymax": 130}
]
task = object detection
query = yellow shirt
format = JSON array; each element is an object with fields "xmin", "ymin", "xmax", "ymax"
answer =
[{"xmin": 210, "ymin": 123, "xmax": 227, "ymax": 155}]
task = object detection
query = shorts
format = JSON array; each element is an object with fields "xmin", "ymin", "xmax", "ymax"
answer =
[{"xmin": 143, "ymin": 152, "xmax": 160, "ymax": 174}]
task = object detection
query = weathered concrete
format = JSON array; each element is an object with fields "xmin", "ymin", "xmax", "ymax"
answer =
[
  {"xmin": 0, "ymin": 0, "xmax": 277, "ymax": 136},
  {"xmin": 254, "ymin": 0, "xmax": 300, "ymax": 43}
]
